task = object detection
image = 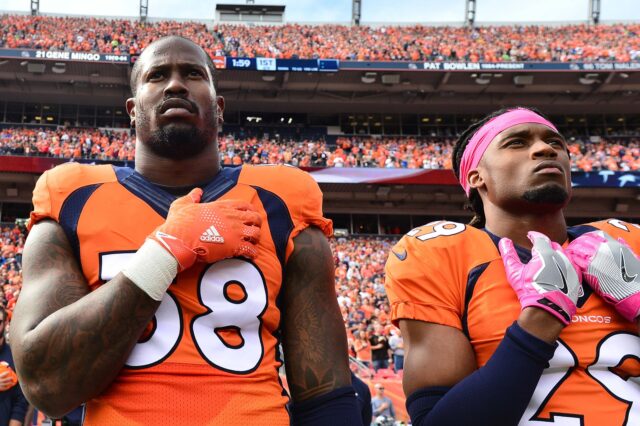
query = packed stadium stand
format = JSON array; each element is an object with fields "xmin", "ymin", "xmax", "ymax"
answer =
[
  {"xmin": 1, "ymin": 126, "xmax": 639, "ymax": 171},
  {"xmin": 0, "ymin": 5, "xmax": 639, "ymax": 425},
  {"xmin": 2, "ymin": 14, "xmax": 640, "ymax": 62},
  {"xmin": 0, "ymin": 223, "xmax": 23, "ymax": 320}
]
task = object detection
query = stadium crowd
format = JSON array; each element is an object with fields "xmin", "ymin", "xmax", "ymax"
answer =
[
  {"xmin": 0, "ymin": 127, "xmax": 136, "ymax": 161},
  {"xmin": 218, "ymin": 134, "xmax": 456, "ymax": 169},
  {"xmin": 1, "ymin": 127, "xmax": 639, "ymax": 171},
  {"xmin": 2, "ymin": 14, "xmax": 640, "ymax": 62},
  {"xmin": 0, "ymin": 224, "xmax": 24, "ymax": 325},
  {"xmin": 332, "ymin": 236, "xmax": 404, "ymax": 377}
]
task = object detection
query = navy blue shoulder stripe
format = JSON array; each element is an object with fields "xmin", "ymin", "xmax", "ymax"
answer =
[
  {"xmin": 461, "ymin": 262, "xmax": 490, "ymax": 338},
  {"xmin": 59, "ymin": 184, "xmax": 102, "ymax": 262},
  {"xmin": 251, "ymin": 186, "xmax": 294, "ymax": 268},
  {"xmin": 251, "ymin": 183, "xmax": 295, "ymax": 407}
]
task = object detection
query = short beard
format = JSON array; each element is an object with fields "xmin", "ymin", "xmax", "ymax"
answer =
[
  {"xmin": 136, "ymin": 96, "xmax": 218, "ymax": 160},
  {"xmin": 522, "ymin": 184, "xmax": 569, "ymax": 206},
  {"xmin": 146, "ymin": 124, "xmax": 212, "ymax": 160}
]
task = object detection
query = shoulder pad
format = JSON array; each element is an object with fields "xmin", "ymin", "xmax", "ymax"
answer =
[
  {"xmin": 393, "ymin": 221, "xmax": 498, "ymax": 266},
  {"xmin": 239, "ymin": 164, "xmax": 320, "ymax": 204},
  {"xmin": 43, "ymin": 163, "xmax": 115, "ymax": 194}
]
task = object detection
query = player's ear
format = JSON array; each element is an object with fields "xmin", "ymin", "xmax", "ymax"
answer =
[
  {"xmin": 216, "ymin": 96, "xmax": 225, "ymax": 126},
  {"xmin": 468, "ymin": 169, "xmax": 485, "ymax": 191},
  {"xmin": 126, "ymin": 98, "xmax": 136, "ymax": 128}
]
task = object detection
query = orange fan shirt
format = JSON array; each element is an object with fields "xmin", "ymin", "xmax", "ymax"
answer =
[
  {"xmin": 0, "ymin": 362, "xmax": 18, "ymax": 391},
  {"xmin": 385, "ymin": 219, "xmax": 640, "ymax": 426},
  {"xmin": 29, "ymin": 163, "xmax": 333, "ymax": 426}
]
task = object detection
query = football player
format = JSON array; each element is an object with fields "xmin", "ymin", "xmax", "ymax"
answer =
[
  {"xmin": 12, "ymin": 36, "xmax": 361, "ymax": 425},
  {"xmin": 385, "ymin": 107, "xmax": 640, "ymax": 425}
]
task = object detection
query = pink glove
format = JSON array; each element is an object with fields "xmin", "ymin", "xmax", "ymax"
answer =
[
  {"xmin": 499, "ymin": 231, "xmax": 582, "ymax": 325},
  {"xmin": 566, "ymin": 231, "xmax": 640, "ymax": 322}
]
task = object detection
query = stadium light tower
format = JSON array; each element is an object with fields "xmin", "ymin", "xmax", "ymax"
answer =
[
  {"xmin": 30, "ymin": 0, "xmax": 39, "ymax": 16},
  {"xmin": 352, "ymin": 0, "xmax": 362, "ymax": 26},
  {"xmin": 589, "ymin": 0, "xmax": 601, "ymax": 24},
  {"xmin": 140, "ymin": 0, "xmax": 149, "ymax": 22},
  {"xmin": 465, "ymin": 0, "xmax": 476, "ymax": 27}
]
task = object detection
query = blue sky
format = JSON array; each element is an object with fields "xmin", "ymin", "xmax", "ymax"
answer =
[{"xmin": 0, "ymin": 0, "xmax": 638, "ymax": 22}]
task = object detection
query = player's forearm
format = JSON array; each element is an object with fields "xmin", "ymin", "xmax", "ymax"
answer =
[
  {"xmin": 15, "ymin": 274, "xmax": 159, "ymax": 418},
  {"xmin": 281, "ymin": 228, "xmax": 352, "ymax": 401},
  {"xmin": 407, "ymin": 322, "xmax": 556, "ymax": 426},
  {"xmin": 283, "ymin": 229, "xmax": 362, "ymax": 425}
]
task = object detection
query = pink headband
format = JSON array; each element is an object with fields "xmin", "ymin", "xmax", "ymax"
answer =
[{"xmin": 458, "ymin": 108, "xmax": 558, "ymax": 195}]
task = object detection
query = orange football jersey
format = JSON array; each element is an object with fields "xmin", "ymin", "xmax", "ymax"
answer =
[
  {"xmin": 30, "ymin": 163, "xmax": 333, "ymax": 426},
  {"xmin": 385, "ymin": 219, "xmax": 640, "ymax": 426}
]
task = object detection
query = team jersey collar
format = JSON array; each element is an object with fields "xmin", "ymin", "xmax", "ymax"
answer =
[
  {"xmin": 113, "ymin": 165, "xmax": 242, "ymax": 218},
  {"xmin": 482, "ymin": 228, "xmax": 534, "ymax": 264},
  {"xmin": 482, "ymin": 224, "xmax": 599, "ymax": 264}
]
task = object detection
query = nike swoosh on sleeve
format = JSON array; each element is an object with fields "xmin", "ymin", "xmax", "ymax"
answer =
[{"xmin": 392, "ymin": 249, "xmax": 407, "ymax": 261}]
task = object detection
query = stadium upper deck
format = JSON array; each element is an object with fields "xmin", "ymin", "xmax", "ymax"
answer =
[
  {"xmin": 0, "ymin": 10, "xmax": 638, "ymax": 222},
  {"xmin": 2, "ymin": 13, "xmax": 640, "ymax": 62},
  {"xmin": 1, "ymin": 126, "xmax": 638, "ymax": 172}
]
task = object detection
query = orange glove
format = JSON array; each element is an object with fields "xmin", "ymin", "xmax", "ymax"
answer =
[
  {"xmin": 0, "ymin": 362, "xmax": 18, "ymax": 391},
  {"xmin": 149, "ymin": 188, "xmax": 262, "ymax": 271}
]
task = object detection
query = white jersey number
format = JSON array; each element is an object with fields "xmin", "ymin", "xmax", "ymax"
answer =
[
  {"xmin": 100, "ymin": 253, "xmax": 268, "ymax": 374},
  {"xmin": 518, "ymin": 340, "xmax": 582, "ymax": 426},
  {"xmin": 587, "ymin": 333, "xmax": 640, "ymax": 425},
  {"xmin": 192, "ymin": 259, "xmax": 267, "ymax": 373},
  {"xmin": 519, "ymin": 333, "xmax": 640, "ymax": 425},
  {"xmin": 407, "ymin": 221, "xmax": 466, "ymax": 241},
  {"xmin": 607, "ymin": 219, "xmax": 640, "ymax": 232}
]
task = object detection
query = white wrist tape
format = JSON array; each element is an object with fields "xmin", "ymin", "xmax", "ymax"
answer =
[{"xmin": 122, "ymin": 239, "xmax": 179, "ymax": 301}]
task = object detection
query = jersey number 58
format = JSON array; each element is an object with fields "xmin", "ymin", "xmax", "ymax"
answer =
[{"xmin": 100, "ymin": 254, "xmax": 268, "ymax": 374}]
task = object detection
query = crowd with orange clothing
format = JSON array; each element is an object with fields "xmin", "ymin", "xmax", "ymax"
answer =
[
  {"xmin": 0, "ymin": 15, "xmax": 222, "ymax": 60},
  {"xmin": 332, "ymin": 236, "xmax": 404, "ymax": 377},
  {"xmin": 2, "ymin": 14, "xmax": 640, "ymax": 62},
  {"xmin": 0, "ymin": 225, "xmax": 25, "ymax": 326},
  {"xmin": 2, "ymin": 126, "xmax": 639, "ymax": 171},
  {"xmin": 218, "ymin": 135, "xmax": 455, "ymax": 169},
  {"xmin": 0, "ymin": 127, "xmax": 136, "ymax": 161},
  {"xmin": 568, "ymin": 138, "xmax": 640, "ymax": 172},
  {"xmin": 213, "ymin": 22, "xmax": 640, "ymax": 62}
]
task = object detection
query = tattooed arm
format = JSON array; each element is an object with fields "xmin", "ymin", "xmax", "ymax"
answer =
[
  {"xmin": 281, "ymin": 227, "xmax": 352, "ymax": 401},
  {"xmin": 10, "ymin": 220, "xmax": 160, "ymax": 418}
]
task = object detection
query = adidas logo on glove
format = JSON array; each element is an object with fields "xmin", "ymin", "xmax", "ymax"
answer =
[{"xmin": 200, "ymin": 225, "xmax": 225, "ymax": 243}]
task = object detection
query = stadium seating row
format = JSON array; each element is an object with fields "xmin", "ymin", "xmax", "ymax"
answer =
[
  {"xmin": 1, "ymin": 127, "xmax": 638, "ymax": 171},
  {"xmin": 2, "ymin": 15, "xmax": 640, "ymax": 62}
]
